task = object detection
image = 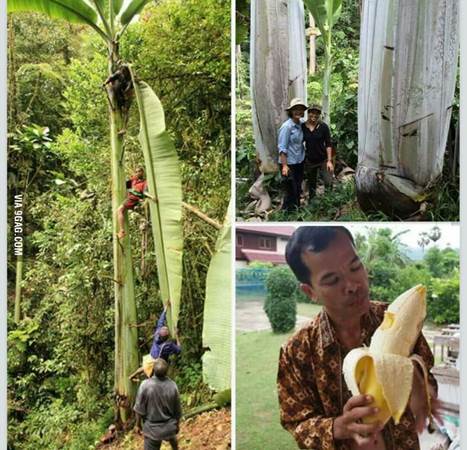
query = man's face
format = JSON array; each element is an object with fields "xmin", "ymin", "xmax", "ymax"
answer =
[
  {"xmin": 291, "ymin": 107, "xmax": 306, "ymax": 121},
  {"xmin": 300, "ymin": 231, "xmax": 370, "ymax": 322},
  {"xmin": 136, "ymin": 168, "xmax": 144, "ymax": 179},
  {"xmin": 308, "ymin": 109, "xmax": 321, "ymax": 124},
  {"xmin": 159, "ymin": 326, "xmax": 169, "ymax": 338}
]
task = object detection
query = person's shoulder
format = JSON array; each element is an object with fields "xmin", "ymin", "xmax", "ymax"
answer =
[
  {"xmin": 138, "ymin": 377, "xmax": 155, "ymax": 391},
  {"xmin": 281, "ymin": 314, "xmax": 321, "ymax": 356},
  {"xmin": 280, "ymin": 118, "xmax": 293, "ymax": 130},
  {"xmin": 164, "ymin": 377, "xmax": 179, "ymax": 391}
]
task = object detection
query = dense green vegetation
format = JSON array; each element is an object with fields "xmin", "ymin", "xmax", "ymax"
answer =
[
  {"xmin": 237, "ymin": 226, "xmax": 459, "ymax": 326},
  {"xmin": 8, "ymin": 1, "xmax": 230, "ymax": 448}
]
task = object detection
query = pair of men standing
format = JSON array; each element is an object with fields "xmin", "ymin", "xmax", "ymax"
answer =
[
  {"xmin": 133, "ymin": 308, "xmax": 182, "ymax": 450},
  {"xmin": 278, "ymin": 98, "xmax": 334, "ymax": 211}
]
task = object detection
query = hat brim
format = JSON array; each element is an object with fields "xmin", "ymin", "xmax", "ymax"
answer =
[
  {"xmin": 308, "ymin": 107, "xmax": 322, "ymax": 113},
  {"xmin": 285, "ymin": 104, "xmax": 308, "ymax": 111}
]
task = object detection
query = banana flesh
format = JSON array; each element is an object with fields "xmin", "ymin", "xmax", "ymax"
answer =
[{"xmin": 343, "ymin": 285, "xmax": 428, "ymax": 425}]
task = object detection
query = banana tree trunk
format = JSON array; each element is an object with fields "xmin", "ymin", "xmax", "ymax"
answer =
[
  {"xmin": 250, "ymin": 0, "xmax": 306, "ymax": 211},
  {"xmin": 108, "ymin": 50, "xmax": 139, "ymax": 423},
  {"xmin": 356, "ymin": 0, "xmax": 459, "ymax": 218},
  {"xmin": 250, "ymin": 0, "xmax": 306, "ymax": 175},
  {"xmin": 308, "ymin": 13, "xmax": 316, "ymax": 75},
  {"xmin": 322, "ymin": 30, "xmax": 332, "ymax": 125}
]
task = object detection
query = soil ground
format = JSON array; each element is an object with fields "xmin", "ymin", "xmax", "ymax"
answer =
[{"xmin": 100, "ymin": 408, "xmax": 231, "ymax": 450}]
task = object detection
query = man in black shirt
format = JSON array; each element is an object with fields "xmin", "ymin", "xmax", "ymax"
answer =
[{"xmin": 302, "ymin": 105, "xmax": 334, "ymax": 201}]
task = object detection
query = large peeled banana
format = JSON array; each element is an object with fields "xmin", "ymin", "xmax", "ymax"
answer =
[{"xmin": 343, "ymin": 285, "xmax": 430, "ymax": 426}]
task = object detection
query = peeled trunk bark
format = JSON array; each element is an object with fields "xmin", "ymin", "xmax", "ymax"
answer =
[
  {"xmin": 108, "ymin": 51, "xmax": 139, "ymax": 423},
  {"xmin": 250, "ymin": 0, "xmax": 307, "ymax": 174},
  {"xmin": 356, "ymin": 0, "xmax": 459, "ymax": 218}
]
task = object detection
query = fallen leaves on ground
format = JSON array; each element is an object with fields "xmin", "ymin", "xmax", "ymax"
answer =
[{"xmin": 101, "ymin": 407, "xmax": 231, "ymax": 449}]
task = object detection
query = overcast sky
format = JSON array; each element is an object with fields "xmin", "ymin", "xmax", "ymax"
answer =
[{"xmin": 346, "ymin": 223, "xmax": 459, "ymax": 250}]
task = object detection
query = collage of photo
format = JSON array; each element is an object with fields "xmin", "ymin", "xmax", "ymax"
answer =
[{"xmin": 4, "ymin": 0, "xmax": 461, "ymax": 450}]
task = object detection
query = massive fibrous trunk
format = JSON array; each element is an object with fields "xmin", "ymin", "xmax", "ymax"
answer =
[
  {"xmin": 250, "ymin": 0, "xmax": 307, "ymax": 175},
  {"xmin": 356, "ymin": 0, "xmax": 459, "ymax": 218}
]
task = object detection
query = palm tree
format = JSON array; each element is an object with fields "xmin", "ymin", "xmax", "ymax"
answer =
[
  {"xmin": 8, "ymin": 0, "xmax": 183, "ymax": 422},
  {"xmin": 356, "ymin": 0, "xmax": 459, "ymax": 218}
]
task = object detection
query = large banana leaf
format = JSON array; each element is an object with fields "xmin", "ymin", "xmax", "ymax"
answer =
[
  {"xmin": 131, "ymin": 70, "xmax": 183, "ymax": 335},
  {"xmin": 202, "ymin": 201, "xmax": 232, "ymax": 391},
  {"xmin": 8, "ymin": 0, "xmax": 108, "ymax": 39},
  {"xmin": 120, "ymin": 0, "xmax": 151, "ymax": 25},
  {"xmin": 303, "ymin": 0, "xmax": 342, "ymax": 36},
  {"xmin": 112, "ymin": 0, "xmax": 123, "ymax": 15},
  {"xmin": 8, "ymin": 0, "xmax": 98, "ymax": 25}
]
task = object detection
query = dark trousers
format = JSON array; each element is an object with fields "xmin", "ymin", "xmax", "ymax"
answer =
[
  {"xmin": 305, "ymin": 161, "xmax": 332, "ymax": 200},
  {"xmin": 281, "ymin": 162, "xmax": 304, "ymax": 211},
  {"xmin": 144, "ymin": 436, "xmax": 178, "ymax": 450}
]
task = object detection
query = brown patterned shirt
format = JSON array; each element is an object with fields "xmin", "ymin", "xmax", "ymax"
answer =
[{"xmin": 277, "ymin": 301, "xmax": 437, "ymax": 450}]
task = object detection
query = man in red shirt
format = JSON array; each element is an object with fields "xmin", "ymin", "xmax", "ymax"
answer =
[{"xmin": 117, "ymin": 166, "xmax": 153, "ymax": 239}]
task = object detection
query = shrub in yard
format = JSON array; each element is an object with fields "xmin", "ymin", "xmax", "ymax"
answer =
[{"xmin": 264, "ymin": 266, "xmax": 297, "ymax": 333}]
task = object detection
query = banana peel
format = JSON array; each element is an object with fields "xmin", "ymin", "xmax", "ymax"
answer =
[{"xmin": 343, "ymin": 285, "xmax": 430, "ymax": 426}]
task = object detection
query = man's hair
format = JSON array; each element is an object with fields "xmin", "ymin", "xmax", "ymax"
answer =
[
  {"xmin": 285, "ymin": 226, "xmax": 355, "ymax": 285},
  {"xmin": 153, "ymin": 358, "xmax": 168, "ymax": 378}
]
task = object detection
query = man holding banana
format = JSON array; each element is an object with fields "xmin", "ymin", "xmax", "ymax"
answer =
[{"xmin": 277, "ymin": 226, "xmax": 441, "ymax": 449}]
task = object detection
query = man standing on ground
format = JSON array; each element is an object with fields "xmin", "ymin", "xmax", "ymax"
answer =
[
  {"xmin": 134, "ymin": 358, "xmax": 182, "ymax": 450},
  {"xmin": 277, "ymin": 226, "xmax": 439, "ymax": 449},
  {"xmin": 302, "ymin": 105, "xmax": 334, "ymax": 202}
]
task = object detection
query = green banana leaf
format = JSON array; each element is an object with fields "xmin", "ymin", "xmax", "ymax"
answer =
[
  {"xmin": 303, "ymin": 0, "xmax": 342, "ymax": 36},
  {"xmin": 8, "ymin": 0, "xmax": 99, "ymax": 25},
  {"xmin": 112, "ymin": 0, "xmax": 123, "ymax": 15},
  {"xmin": 120, "ymin": 0, "xmax": 151, "ymax": 25},
  {"xmin": 202, "ymin": 201, "xmax": 232, "ymax": 391},
  {"xmin": 130, "ymin": 70, "xmax": 183, "ymax": 335},
  {"xmin": 8, "ymin": 0, "xmax": 108, "ymax": 39}
]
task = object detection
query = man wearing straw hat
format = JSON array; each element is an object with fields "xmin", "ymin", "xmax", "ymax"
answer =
[{"xmin": 278, "ymin": 98, "xmax": 308, "ymax": 211}]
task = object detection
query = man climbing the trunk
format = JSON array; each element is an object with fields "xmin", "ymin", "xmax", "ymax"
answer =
[
  {"xmin": 134, "ymin": 358, "xmax": 182, "ymax": 450},
  {"xmin": 130, "ymin": 306, "xmax": 181, "ymax": 381},
  {"xmin": 117, "ymin": 166, "xmax": 154, "ymax": 239}
]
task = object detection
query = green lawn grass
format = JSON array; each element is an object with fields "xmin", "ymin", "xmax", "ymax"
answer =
[
  {"xmin": 297, "ymin": 302, "xmax": 322, "ymax": 318},
  {"xmin": 236, "ymin": 330, "xmax": 298, "ymax": 450}
]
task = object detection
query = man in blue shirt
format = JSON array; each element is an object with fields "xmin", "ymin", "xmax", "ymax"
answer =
[
  {"xmin": 130, "ymin": 307, "xmax": 181, "ymax": 381},
  {"xmin": 149, "ymin": 308, "xmax": 181, "ymax": 361},
  {"xmin": 278, "ymin": 98, "xmax": 307, "ymax": 211}
]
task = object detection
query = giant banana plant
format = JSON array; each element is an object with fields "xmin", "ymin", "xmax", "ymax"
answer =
[
  {"xmin": 303, "ymin": 0, "xmax": 342, "ymax": 125},
  {"xmin": 202, "ymin": 201, "xmax": 232, "ymax": 392},
  {"xmin": 249, "ymin": 0, "xmax": 306, "ymax": 211},
  {"xmin": 356, "ymin": 0, "xmax": 459, "ymax": 218},
  {"xmin": 8, "ymin": 0, "xmax": 155, "ymax": 422},
  {"xmin": 131, "ymin": 70, "xmax": 183, "ymax": 335}
]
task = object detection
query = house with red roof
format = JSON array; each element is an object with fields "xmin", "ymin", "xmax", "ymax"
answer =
[{"xmin": 236, "ymin": 225, "xmax": 296, "ymax": 268}]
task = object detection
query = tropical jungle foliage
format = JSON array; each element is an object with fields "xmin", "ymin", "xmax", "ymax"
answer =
[{"xmin": 7, "ymin": 1, "xmax": 230, "ymax": 448}]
